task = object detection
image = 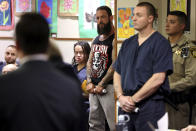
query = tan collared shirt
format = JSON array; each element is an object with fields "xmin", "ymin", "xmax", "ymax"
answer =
[{"xmin": 169, "ymin": 35, "xmax": 196, "ymax": 92}]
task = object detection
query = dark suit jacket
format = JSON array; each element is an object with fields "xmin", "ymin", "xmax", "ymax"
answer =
[
  {"xmin": 49, "ymin": 56, "xmax": 81, "ymax": 85},
  {"xmin": 0, "ymin": 60, "xmax": 86, "ymax": 131}
]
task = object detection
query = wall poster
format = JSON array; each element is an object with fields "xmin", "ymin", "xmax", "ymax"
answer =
[
  {"xmin": 0, "ymin": 0, "xmax": 14, "ymax": 30},
  {"xmin": 118, "ymin": 7, "xmax": 135, "ymax": 39},
  {"xmin": 14, "ymin": 0, "xmax": 35, "ymax": 16},
  {"xmin": 36, "ymin": 0, "xmax": 57, "ymax": 34},
  {"xmin": 58, "ymin": 0, "xmax": 78, "ymax": 16}
]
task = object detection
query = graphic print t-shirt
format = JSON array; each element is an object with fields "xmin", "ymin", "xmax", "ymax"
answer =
[{"xmin": 90, "ymin": 34, "xmax": 114, "ymax": 85}]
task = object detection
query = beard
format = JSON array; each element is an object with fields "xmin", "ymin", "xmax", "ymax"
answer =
[
  {"xmin": 6, "ymin": 59, "xmax": 15, "ymax": 64},
  {"xmin": 97, "ymin": 20, "xmax": 112, "ymax": 35}
]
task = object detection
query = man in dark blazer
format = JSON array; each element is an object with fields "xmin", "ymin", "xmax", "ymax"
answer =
[{"xmin": 0, "ymin": 13, "xmax": 86, "ymax": 131}]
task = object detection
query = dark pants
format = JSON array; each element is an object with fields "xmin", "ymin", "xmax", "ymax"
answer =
[{"xmin": 117, "ymin": 99, "xmax": 165, "ymax": 131}]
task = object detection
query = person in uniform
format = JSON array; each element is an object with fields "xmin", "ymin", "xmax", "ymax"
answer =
[{"xmin": 165, "ymin": 10, "xmax": 196, "ymax": 130}]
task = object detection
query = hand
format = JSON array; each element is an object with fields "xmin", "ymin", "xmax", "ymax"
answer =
[
  {"xmin": 118, "ymin": 95, "xmax": 136, "ymax": 112},
  {"xmin": 86, "ymin": 83, "xmax": 95, "ymax": 94},
  {"xmin": 181, "ymin": 125, "xmax": 196, "ymax": 131},
  {"xmin": 94, "ymin": 85, "xmax": 104, "ymax": 95}
]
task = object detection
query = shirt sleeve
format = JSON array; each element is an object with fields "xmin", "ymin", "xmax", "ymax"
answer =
[
  {"xmin": 152, "ymin": 38, "xmax": 173, "ymax": 75},
  {"xmin": 170, "ymin": 53, "xmax": 196, "ymax": 91},
  {"xmin": 112, "ymin": 43, "xmax": 124, "ymax": 75},
  {"xmin": 112, "ymin": 39, "xmax": 129, "ymax": 74}
]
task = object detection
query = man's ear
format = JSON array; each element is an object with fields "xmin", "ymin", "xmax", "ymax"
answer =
[
  {"xmin": 181, "ymin": 23, "xmax": 186, "ymax": 31},
  {"xmin": 148, "ymin": 15, "xmax": 154, "ymax": 24}
]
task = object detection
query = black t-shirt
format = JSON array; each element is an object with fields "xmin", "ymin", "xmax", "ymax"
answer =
[{"xmin": 90, "ymin": 34, "xmax": 114, "ymax": 85}]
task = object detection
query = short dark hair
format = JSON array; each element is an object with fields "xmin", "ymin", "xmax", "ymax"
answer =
[
  {"xmin": 15, "ymin": 12, "xmax": 50, "ymax": 55},
  {"xmin": 137, "ymin": 2, "xmax": 157, "ymax": 21},
  {"xmin": 72, "ymin": 41, "xmax": 91, "ymax": 65},
  {"xmin": 7, "ymin": 45, "xmax": 16, "ymax": 49},
  {"xmin": 167, "ymin": 11, "xmax": 187, "ymax": 26},
  {"xmin": 96, "ymin": 6, "xmax": 112, "ymax": 17}
]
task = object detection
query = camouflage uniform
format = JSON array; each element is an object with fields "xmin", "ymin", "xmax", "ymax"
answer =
[{"xmin": 166, "ymin": 35, "xmax": 196, "ymax": 130}]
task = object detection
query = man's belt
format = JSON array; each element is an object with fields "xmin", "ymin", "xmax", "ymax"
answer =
[{"xmin": 168, "ymin": 92, "xmax": 188, "ymax": 104}]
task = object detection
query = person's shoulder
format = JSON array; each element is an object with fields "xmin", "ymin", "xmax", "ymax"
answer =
[
  {"xmin": 122, "ymin": 34, "xmax": 138, "ymax": 46},
  {"xmin": 80, "ymin": 66, "xmax": 87, "ymax": 73},
  {"xmin": 152, "ymin": 32, "xmax": 170, "ymax": 45},
  {"xmin": 126, "ymin": 34, "xmax": 138, "ymax": 41},
  {"xmin": 183, "ymin": 38, "xmax": 196, "ymax": 59},
  {"xmin": 176, "ymin": 35, "xmax": 195, "ymax": 53},
  {"xmin": 178, "ymin": 35, "xmax": 190, "ymax": 46},
  {"xmin": 183, "ymin": 36, "xmax": 195, "ymax": 47},
  {"xmin": 0, "ymin": 61, "xmax": 4, "ymax": 72},
  {"xmin": 92, "ymin": 35, "xmax": 100, "ymax": 44},
  {"xmin": 117, "ymin": 35, "xmax": 138, "ymax": 53},
  {"xmin": 40, "ymin": 64, "xmax": 81, "ymax": 94},
  {"xmin": 0, "ymin": 61, "xmax": 3, "ymax": 66},
  {"xmin": 153, "ymin": 31, "xmax": 168, "ymax": 41},
  {"xmin": 51, "ymin": 65, "xmax": 78, "ymax": 84},
  {"xmin": 0, "ymin": 61, "xmax": 6, "ymax": 66}
]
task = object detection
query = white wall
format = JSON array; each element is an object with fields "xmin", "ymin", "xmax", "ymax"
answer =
[
  {"xmin": 117, "ymin": 0, "xmax": 138, "ymax": 7},
  {"xmin": 57, "ymin": 16, "xmax": 80, "ymax": 38}
]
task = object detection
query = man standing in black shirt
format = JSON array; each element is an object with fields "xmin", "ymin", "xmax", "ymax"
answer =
[{"xmin": 86, "ymin": 6, "xmax": 116, "ymax": 131}]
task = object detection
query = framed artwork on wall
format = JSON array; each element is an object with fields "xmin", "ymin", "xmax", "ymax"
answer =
[
  {"xmin": 117, "ymin": 7, "xmax": 135, "ymax": 39},
  {"xmin": 0, "ymin": 0, "xmax": 14, "ymax": 30},
  {"xmin": 58, "ymin": 0, "xmax": 78, "ymax": 16},
  {"xmin": 14, "ymin": 0, "xmax": 35, "ymax": 16},
  {"xmin": 167, "ymin": 0, "xmax": 191, "ymax": 32},
  {"xmin": 36, "ymin": 0, "xmax": 57, "ymax": 34}
]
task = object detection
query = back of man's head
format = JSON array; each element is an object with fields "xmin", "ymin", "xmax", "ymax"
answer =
[
  {"xmin": 15, "ymin": 12, "xmax": 49, "ymax": 55},
  {"xmin": 136, "ymin": 2, "xmax": 157, "ymax": 22},
  {"xmin": 168, "ymin": 11, "xmax": 187, "ymax": 27}
]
